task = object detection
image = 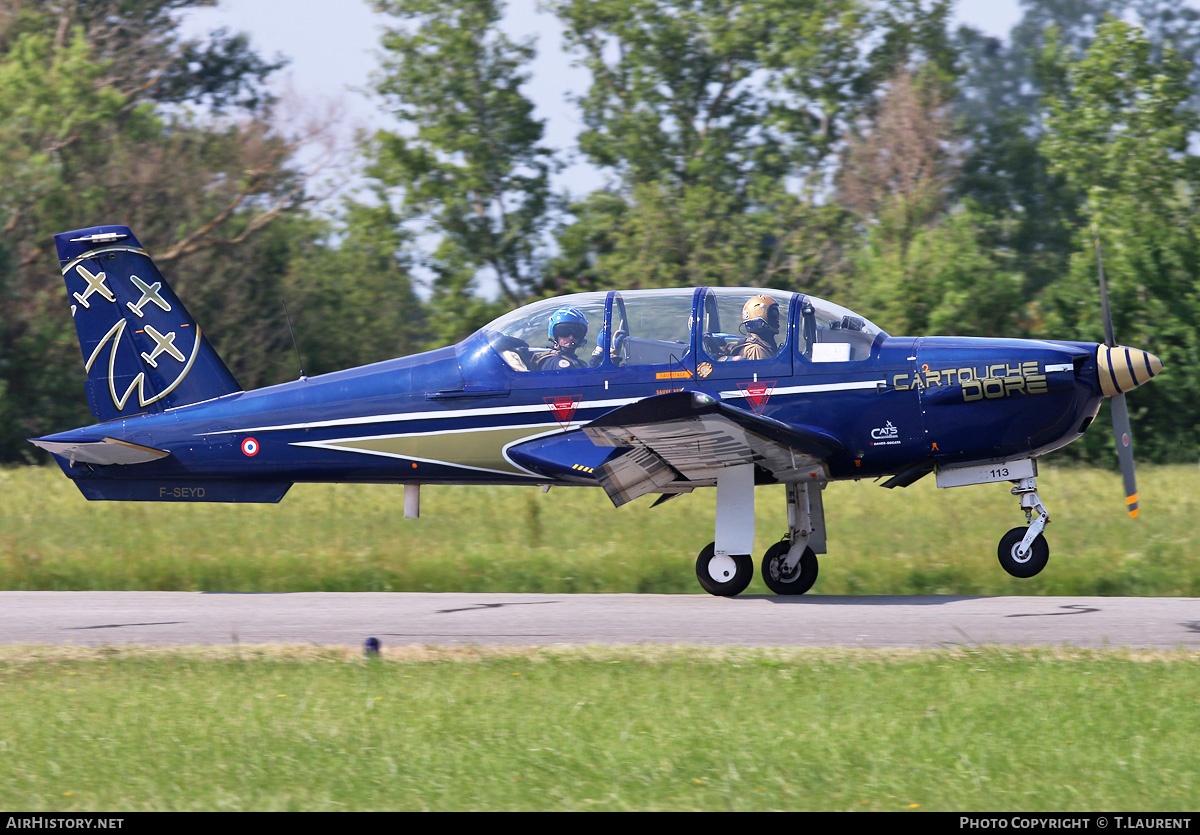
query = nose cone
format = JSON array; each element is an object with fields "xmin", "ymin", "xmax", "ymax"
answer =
[{"xmin": 1097, "ymin": 345, "xmax": 1163, "ymax": 396}]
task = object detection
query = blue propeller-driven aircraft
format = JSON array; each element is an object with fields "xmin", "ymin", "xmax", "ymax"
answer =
[{"xmin": 32, "ymin": 225, "xmax": 1163, "ymax": 596}]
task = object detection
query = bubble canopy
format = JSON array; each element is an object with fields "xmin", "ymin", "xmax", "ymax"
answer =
[{"xmin": 479, "ymin": 288, "xmax": 887, "ymax": 373}]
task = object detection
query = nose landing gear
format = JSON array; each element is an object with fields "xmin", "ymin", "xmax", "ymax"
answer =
[{"xmin": 997, "ymin": 476, "xmax": 1050, "ymax": 578}]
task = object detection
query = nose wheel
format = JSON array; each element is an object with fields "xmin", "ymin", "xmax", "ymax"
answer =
[
  {"xmin": 998, "ymin": 527, "xmax": 1049, "ymax": 577},
  {"xmin": 997, "ymin": 476, "xmax": 1051, "ymax": 578},
  {"xmin": 695, "ymin": 542, "xmax": 754, "ymax": 597}
]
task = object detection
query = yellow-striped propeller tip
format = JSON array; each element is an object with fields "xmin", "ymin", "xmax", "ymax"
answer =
[{"xmin": 1097, "ymin": 346, "xmax": 1163, "ymax": 397}]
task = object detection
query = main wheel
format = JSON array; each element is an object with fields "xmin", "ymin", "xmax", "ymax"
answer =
[
  {"xmin": 761, "ymin": 539, "xmax": 818, "ymax": 595},
  {"xmin": 695, "ymin": 542, "xmax": 753, "ymax": 597},
  {"xmin": 997, "ymin": 527, "xmax": 1049, "ymax": 578}
]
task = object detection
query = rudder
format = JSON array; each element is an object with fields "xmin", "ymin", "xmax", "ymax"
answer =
[{"xmin": 56, "ymin": 225, "xmax": 241, "ymax": 421}]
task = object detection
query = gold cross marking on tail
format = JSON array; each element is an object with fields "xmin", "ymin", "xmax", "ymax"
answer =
[
  {"xmin": 72, "ymin": 265, "xmax": 115, "ymax": 309},
  {"xmin": 140, "ymin": 324, "xmax": 185, "ymax": 367},
  {"xmin": 126, "ymin": 275, "xmax": 171, "ymax": 318}
]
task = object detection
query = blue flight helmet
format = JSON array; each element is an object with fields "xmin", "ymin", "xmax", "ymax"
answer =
[{"xmin": 547, "ymin": 307, "xmax": 588, "ymax": 346}]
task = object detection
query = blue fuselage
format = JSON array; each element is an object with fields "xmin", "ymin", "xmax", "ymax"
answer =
[{"xmin": 42, "ymin": 318, "xmax": 1105, "ymax": 500}]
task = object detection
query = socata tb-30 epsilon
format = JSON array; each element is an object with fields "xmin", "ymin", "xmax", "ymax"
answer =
[{"xmin": 32, "ymin": 225, "xmax": 1162, "ymax": 596}]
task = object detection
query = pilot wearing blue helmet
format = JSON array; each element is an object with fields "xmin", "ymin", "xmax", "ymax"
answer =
[{"xmin": 534, "ymin": 307, "xmax": 590, "ymax": 370}]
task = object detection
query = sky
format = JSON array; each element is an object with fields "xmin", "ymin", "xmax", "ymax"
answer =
[{"xmin": 178, "ymin": 0, "xmax": 1026, "ymax": 199}]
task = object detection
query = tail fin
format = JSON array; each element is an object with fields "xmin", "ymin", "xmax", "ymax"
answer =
[{"xmin": 56, "ymin": 225, "xmax": 241, "ymax": 422}]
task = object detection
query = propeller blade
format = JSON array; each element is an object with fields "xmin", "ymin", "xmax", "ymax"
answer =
[
  {"xmin": 1110, "ymin": 392, "xmax": 1138, "ymax": 517},
  {"xmin": 1093, "ymin": 227, "xmax": 1117, "ymax": 348},
  {"xmin": 1095, "ymin": 228, "xmax": 1141, "ymax": 518}
]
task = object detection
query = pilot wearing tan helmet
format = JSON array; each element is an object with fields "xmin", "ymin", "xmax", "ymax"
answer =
[{"xmin": 736, "ymin": 294, "xmax": 781, "ymax": 360}]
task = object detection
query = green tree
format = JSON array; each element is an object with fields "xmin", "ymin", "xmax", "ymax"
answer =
[
  {"xmin": 0, "ymin": 1, "xmax": 311, "ymax": 461},
  {"xmin": 1, "ymin": 0, "xmax": 286, "ymax": 113},
  {"xmin": 1040, "ymin": 19, "xmax": 1200, "ymax": 461},
  {"xmin": 364, "ymin": 0, "xmax": 555, "ymax": 343},
  {"xmin": 953, "ymin": 0, "xmax": 1200, "ymax": 301},
  {"xmin": 546, "ymin": 0, "xmax": 955, "ymax": 292},
  {"xmin": 849, "ymin": 202, "xmax": 1025, "ymax": 337},
  {"xmin": 837, "ymin": 67, "xmax": 1023, "ymax": 336},
  {"xmin": 280, "ymin": 202, "xmax": 428, "ymax": 376}
]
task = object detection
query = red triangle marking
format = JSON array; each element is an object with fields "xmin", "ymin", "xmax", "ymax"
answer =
[
  {"xmin": 736, "ymin": 381, "xmax": 776, "ymax": 414},
  {"xmin": 544, "ymin": 395, "xmax": 582, "ymax": 428}
]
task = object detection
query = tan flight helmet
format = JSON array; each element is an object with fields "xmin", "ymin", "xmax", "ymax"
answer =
[{"xmin": 742, "ymin": 294, "xmax": 781, "ymax": 335}]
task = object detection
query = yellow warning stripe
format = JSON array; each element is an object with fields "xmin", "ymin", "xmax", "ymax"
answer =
[{"xmin": 1127, "ymin": 492, "xmax": 1139, "ymax": 518}]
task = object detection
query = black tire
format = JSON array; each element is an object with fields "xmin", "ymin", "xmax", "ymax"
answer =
[
  {"xmin": 761, "ymin": 539, "xmax": 818, "ymax": 595},
  {"xmin": 997, "ymin": 526, "xmax": 1050, "ymax": 578},
  {"xmin": 695, "ymin": 542, "xmax": 754, "ymax": 597}
]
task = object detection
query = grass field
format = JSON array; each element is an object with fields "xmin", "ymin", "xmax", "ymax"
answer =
[
  {"xmin": 4, "ymin": 466, "xmax": 1199, "ymax": 811},
  {"xmin": 3, "ymin": 464, "xmax": 1199, "ymax": 595},
  {"xmin": 1, "ymin": 645, "xmax": 1196, "ymax": 812}
]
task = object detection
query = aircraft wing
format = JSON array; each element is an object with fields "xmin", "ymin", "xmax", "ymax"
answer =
[
  {"xmin": 582, "ymin": 391, "xmax": 843, "ymax": 507},
  {"xmin": 29, "ymin": 437, "xmax": 169, "ymax": 466}
]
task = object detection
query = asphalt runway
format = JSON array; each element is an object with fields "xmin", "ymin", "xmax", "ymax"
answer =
[{"xmin": 0, "ymin": 592, "xmax": 1197, "ymax": 649}]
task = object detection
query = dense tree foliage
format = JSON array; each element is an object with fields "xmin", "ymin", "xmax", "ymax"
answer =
[
  {"xmin": 538, "ymin": 0, "xmax": 957, "ymax": 295},
  {"xmin": 5, "ymin": 0, "xmax": 1200, "ymax": 464},
  {"xmin": 1039, "ymin": 19, "xmax": 1200, "ymax": 460},
  {"xmin": 365, "ymin": 0, "xmax": 555, "ymax": 344},
  {"xmin": 0, "ymin": 0, "xmax": 320, "ymax": 460}
]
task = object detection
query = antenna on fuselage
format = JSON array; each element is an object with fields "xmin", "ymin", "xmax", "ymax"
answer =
[
  {"xmin": 282, "ymin": 299, "xmax": 307, "ymax": 382},
  {"xmin": 668, "ymin": 352, "xmax": 693, "ymax": 380}
]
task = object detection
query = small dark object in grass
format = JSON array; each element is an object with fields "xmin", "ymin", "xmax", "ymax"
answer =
[{"xmin": 364, "ymin": 637, "xmax": 381, "ymax": 657}]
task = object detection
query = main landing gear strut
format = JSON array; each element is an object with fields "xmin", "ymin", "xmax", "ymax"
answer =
[
  {"xmin": 695, "ymin": 479, "xmax": 825, "ymax": 597},
  {"xmin": 997, "ymin": 476, "xmax": 1050, "ymax": 578},
  {"xmin": 694, "ymin": 467, "xmax": 1052, "ymax": 594}
]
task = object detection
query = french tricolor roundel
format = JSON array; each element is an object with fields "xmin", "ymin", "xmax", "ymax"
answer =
[{"xmin": 241, "ymin": 437, "xmax": 260, "ymax": 457}]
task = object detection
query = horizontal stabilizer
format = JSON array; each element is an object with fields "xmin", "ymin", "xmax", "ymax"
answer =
[{"xmin": 30, "ymin": 437, "xmax": 169, "ymax": 466}]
